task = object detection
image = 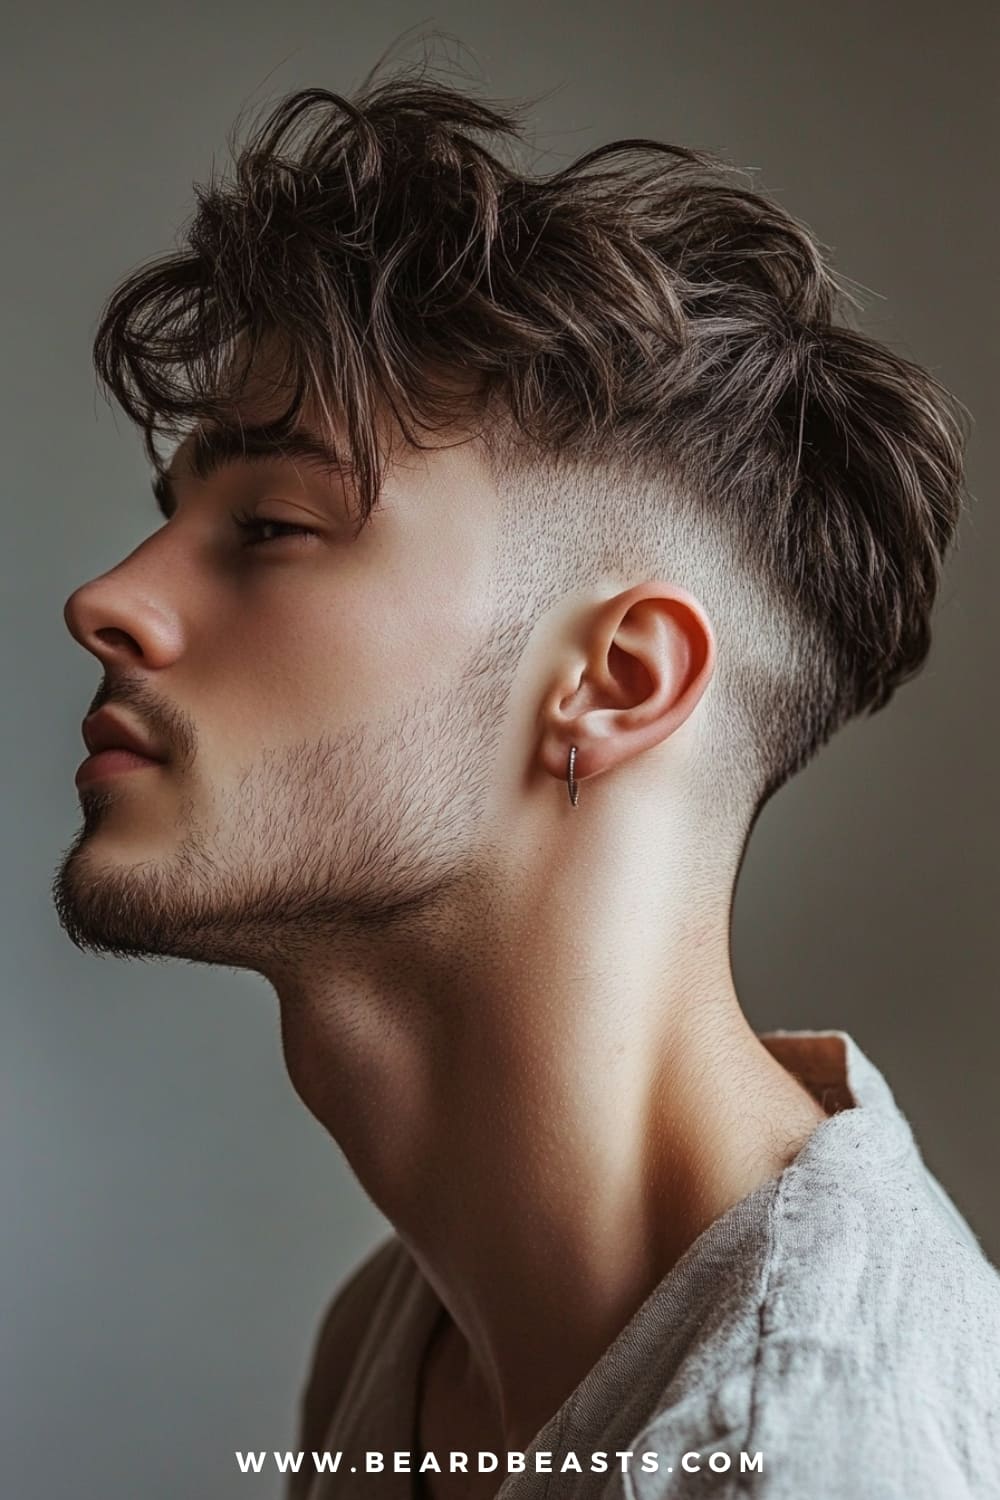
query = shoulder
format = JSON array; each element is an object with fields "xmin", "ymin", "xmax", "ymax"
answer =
[
  {"xmin": 747, "ymin": 1091, "xmax": 999, "ymax": 1322},
  {"xmin": 287, "ymin": 1235, "xmax": 405, "ymax": 1496},
  {"xmin": 630, "ymin": 1114, "xmax": 1000, "ymax": 1498},
  {"xmin": 628, "ymin": 1318, "xmax": 1000, "ymax": 1500},
  {"xmin": 745, "ymin": 1133, "xmax": 1000, "ymax": 1496}
]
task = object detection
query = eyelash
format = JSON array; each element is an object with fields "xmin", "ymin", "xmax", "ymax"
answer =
[{"xmin": 231, "ymin": 509, "xmax": 318, "ymax": 547}]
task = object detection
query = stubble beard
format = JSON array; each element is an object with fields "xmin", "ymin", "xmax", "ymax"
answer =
[{"xmin": 51, "ymin": 676, "xmax": 501, "ymax": 979}]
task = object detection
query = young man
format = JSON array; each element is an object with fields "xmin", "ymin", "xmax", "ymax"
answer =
[{"xmin": 53, "ymin": 67, "xmax": 999, "ymax": 1499}]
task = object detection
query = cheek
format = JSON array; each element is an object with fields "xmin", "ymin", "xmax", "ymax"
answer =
[
  {"xmin": 202, "ymin": 530, "xmax": 488, "ymax": 753},
  {"xmin": 206, "ymin": 577, "xmax": 407, "ymax": 743}
]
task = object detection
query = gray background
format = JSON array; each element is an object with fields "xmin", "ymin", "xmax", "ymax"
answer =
[{"xmin": 4, "ymin": 3, "xmax": 996, "ymax": 1498}]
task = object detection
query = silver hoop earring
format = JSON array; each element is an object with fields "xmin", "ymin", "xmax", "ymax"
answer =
[{"xmin": 567, "ymin": 744, "xmax": 580, "ymax": 807}]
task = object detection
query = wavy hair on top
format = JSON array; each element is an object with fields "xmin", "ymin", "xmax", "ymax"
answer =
[{"xmin": 92, "ymin": 62, "xmax": 969, "ymax": 837}]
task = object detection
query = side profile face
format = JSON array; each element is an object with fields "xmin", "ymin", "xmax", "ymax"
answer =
[{"xmin": 54, "ymin": 355, "xmax": 509, "ymax": 976}]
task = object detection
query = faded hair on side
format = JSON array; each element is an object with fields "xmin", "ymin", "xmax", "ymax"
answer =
[{"xmin": 92, "ymin": 60, "xmax": 969, "ymax": 834}]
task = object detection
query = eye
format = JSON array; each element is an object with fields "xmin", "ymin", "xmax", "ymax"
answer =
[{"xmin": 231, "ymin": 509, "xmax": 319, "ymax": 547}]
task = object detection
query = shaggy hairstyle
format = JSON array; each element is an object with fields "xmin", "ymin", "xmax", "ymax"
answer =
[{"xmin": 92, "ymin": 65, "xmax": 968, "ymax": 846}]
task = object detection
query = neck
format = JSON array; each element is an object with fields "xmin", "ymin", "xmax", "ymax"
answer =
[{"xmin": 272, "ymin": 858, "xmax": 828, "ymax": 1454}]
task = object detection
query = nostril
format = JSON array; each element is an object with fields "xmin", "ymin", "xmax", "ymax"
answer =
[{"xmin": 94, "ymin": 626, "xmax": 139, "ymax": 650}]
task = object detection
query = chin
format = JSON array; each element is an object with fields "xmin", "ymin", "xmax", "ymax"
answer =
[{"xmin": 52, "ymin": 833, "xmax": 164, "ymax": 958}]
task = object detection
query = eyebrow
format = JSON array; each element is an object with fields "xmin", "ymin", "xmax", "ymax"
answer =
[{"xmin": 151, "ymin": 421, "xmax": 348, "ymax": 520}]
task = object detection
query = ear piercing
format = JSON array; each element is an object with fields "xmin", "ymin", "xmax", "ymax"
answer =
[{"xmin": 567, "ymin": 744, "xmax": 580, "ymax": 807}]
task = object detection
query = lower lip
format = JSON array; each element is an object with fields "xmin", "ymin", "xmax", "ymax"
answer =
[{"xmin": 75, "ymin": 750, "xmax": 165, "ymax": 788}]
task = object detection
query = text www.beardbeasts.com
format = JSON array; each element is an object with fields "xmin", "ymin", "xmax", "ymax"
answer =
[{"xmin": 235, "ymin": 1449, "xmax": 764, "ymax": 1478}]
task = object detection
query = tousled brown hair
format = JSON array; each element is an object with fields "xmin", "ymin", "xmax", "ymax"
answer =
[{"xmin": 92, "ymin": 61, "xmax": 968, "ymax": 833}]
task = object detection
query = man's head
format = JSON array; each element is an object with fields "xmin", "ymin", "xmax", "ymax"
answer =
[{"xmin": 53, "ymin": 67, "xmax": 966, "ymax": 974}]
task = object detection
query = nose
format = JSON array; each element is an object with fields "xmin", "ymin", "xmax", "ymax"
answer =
[{"xmin": 63, "ymin": 563, "xmax": 183, "ymax": 672}]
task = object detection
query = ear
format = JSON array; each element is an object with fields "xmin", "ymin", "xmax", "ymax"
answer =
[{"xmin": 537, "ymin": 581, "xmax": 716, "ymax": 790}]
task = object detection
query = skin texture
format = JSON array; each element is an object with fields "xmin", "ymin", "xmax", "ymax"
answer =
[{"xmin": 54, "ymin": 350, "xmax": 829, "ymax": 1492}]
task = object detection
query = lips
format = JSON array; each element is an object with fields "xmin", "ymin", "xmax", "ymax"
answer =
[{"xmin": 81, "ymin": 708, "xmax": 167, "ymax": 763}]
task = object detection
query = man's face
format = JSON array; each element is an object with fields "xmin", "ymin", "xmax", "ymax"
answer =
[{"xmin": 53, "ymin": 377, "xmax": 507, "ymax": 977}]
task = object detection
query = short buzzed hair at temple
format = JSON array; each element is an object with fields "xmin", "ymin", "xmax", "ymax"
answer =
[{"xmin": 91, "ymin": 60, "xmax": 968, "ymax": 857}]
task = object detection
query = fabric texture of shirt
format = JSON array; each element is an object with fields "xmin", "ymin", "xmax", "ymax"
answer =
[{"xmin": 287, "ymin": 1029, "xmax": 1000, "ymax": 1499}]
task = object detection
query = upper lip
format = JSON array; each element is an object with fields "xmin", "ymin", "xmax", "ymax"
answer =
[{"xmin": 81, "ymin": 708, "xmax": 167, "ymax": 762}]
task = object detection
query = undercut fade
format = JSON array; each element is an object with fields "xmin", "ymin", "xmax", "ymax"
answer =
[{"xmin": 92, "ymin": 60, "xmax": 969, "ymax": 837}]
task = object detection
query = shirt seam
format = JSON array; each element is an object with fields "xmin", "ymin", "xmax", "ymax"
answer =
[{"xmin": 733, "ymin": 1176, "xmax": 784, "ymax": 1500}]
